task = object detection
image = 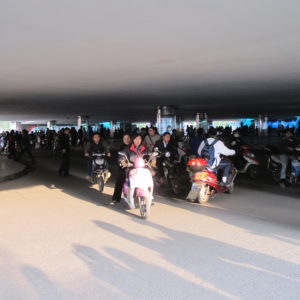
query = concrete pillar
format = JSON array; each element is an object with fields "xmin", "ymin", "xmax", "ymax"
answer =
[
  {"xmin": 263, "ymin": 115, "xmax": 268, "ymax": 136},
  {"xmin": 257, "ymin": 115, "xmax": 263, "ymax": 136},
  {"xmin": 110, "ymin": 121, "xmax": 114, "ymax": 138},
  {"xmin": 156, "ymin": 106, "xmax": 177, "ymax": 134},
  {"xmin": 77, "ymin": 116, "xmax": 82, "ymax": 129},
  {"xmin": 77, "ymin": 116, "xmax": 89, "ymax": 130},
  {"xmin": 157, "ymin": 107, "xmax": 162, "ymax": 134},
  {"xmin": 47, "ymin": 120, "xmax": 57, "ymax": 130},
  {"xmin": 196, "ymin": 113, "xmax": 200, "ymax": 128},
  {"xmin": 197, "ymin": 113, "xmax": 208, "ymax": 133},
  {"xmin": 177, "ymin": 116, "xmax": 183, "ymax": 132},
  {"xmin": 10, "ymin": 122, "xmax": 22, "ymax": 132}
]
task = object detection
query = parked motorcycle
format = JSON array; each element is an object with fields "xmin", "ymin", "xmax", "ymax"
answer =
[
  {"xmin": 234, "ymin": 144, "xmax": 260, "ymax": 179},
  {"xmin": 265, "ymin": 145, "xmax": 300, "ymax": 185},
  {"xmin": 118, "ymin": 151, "xmax": 158, "ymax": 219},
  {"xmin": 91, "ymin": 153, "xmax": 110, "ymax": 192},
  {"xmin": 186, "ymin": 157, "xmax": 237, "ymax": 204}
]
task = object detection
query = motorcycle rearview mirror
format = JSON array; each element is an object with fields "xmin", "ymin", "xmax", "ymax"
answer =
[{"xmin": 153, "ymin": 147, "xmax": 159, "ymax": 152}]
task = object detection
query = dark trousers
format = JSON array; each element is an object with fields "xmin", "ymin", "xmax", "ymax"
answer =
[
  {"xmin": 112, "ymin": 168, "xmax": 126, "ymax": 201},
  {"xmin": 87, "ymin": 158, "xmax": 93, "ymax": 176},
  {"xmin": 58, "ymin": 153, "xmax": 70, "ymax": 176},
  {"xmin": 214, "ymin": 160, "xmax": 231, "ymax": 182},
  {"xmin": 8, "ymin": 147, "xmax": 17, "ymax": 160},
  {"xmin": 156, "ymin": 158, "xmax": 164, "ymax": 178},
  {"xmin": 18, "ymin": 148, "xmax": 35, "ymax": 163}
]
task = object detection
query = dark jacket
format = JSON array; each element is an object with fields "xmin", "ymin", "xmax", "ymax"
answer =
[
  {"xmin": 58, "ymin": 133, "xmax": 70, "ymax": 153},
  {"xmin": 228, "ymin": 136, "xmax": 246, "ymax": 152},
  {"xmin": 21, "ymin": 133, "xmax": 31, "ymax": 149},
  {"xmin": 280, "ymin": 137, "xmax": 296, "ymax": 155},
  {"xmin": 84, "ymin": 140, "xmax": 110, "ymax": 156},
  {"xmin": 154, "ymin": 140, "xmax": 178, "ymax": 159}
]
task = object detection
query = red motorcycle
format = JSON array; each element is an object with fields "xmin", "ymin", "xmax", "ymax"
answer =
[{"xmin": 186, "ymin": 157, "xmax": 237, "ymax": 204}]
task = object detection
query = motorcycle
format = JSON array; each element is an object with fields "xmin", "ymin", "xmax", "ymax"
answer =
[
  {"xmin": 118, "ymin": 151, "xmax": 158, "ymax": 219},
  {"xmin": 265, "ymin": 145, "xmax": 300, "ymax": 185},
  {"xmin": 154, "ymin": 148, "xmax": 184, "ymax": 195},
  {"xmin": 233, "ymin": 144, "xmax": 260, "ymax": 179},
  {"xmin": 186, "ymin": 157, "xmax": 237, "ymax": 204},
  {"xmin": 91, "ymin": 153, "xmax": 111, "ymax": 192}
]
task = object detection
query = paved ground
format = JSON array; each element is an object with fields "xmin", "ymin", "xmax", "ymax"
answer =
[
  {"xmin": 0, "ymin": 155, "xmax": 26, "ymax": 182},
  {"xmin": 0, "ymin": 150, "xmax": 300, "ymax": 300}
]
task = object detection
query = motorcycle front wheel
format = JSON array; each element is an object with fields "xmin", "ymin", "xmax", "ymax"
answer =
[
  {"xmin": 98, "ymin": 176, "xmax": 104, "ymax": 193},
  {"xmin": 168, "ymin": 177, "xmax": 181, "ymax": 195},
  {"xmin": 198, "ymin": 183, "xmax": 210, "ymax": 204},
  {"xmin": 273, "ymin": 170, "xmax": 281, "ymax": 183},
  {"xmin": 139, "ymin": 196, "xmax": 151, "ymax": 220},
  {"xmin": 249, "ymin": 165, "xmax": 260, "ymax": 179}
]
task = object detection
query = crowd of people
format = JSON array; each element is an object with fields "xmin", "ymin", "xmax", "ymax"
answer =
[{"xmin": 1, "ymin": 123, "xmax": 299, "ymax": 195}]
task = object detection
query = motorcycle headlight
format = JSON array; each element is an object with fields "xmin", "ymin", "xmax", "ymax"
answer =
[
  {"xmin": 95, "ymin": 158, "xmax": 104, "ymax": 165},
  {"xmin": 165, "ymin": 152, "xmax": 171, "ymax": 158}
]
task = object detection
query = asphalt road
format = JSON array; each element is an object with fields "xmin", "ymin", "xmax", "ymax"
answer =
[{"xmin": 0, "ymin": 150, "xmax": 299, "ymax": 300}]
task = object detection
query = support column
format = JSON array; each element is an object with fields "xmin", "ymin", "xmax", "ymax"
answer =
[
  {"xmin": 10, "ymin": 122, "xmax": 22, "ymax": 132},
  {"xmin": 257, "ymin": 114, "xmax": 263, "ymax": 136},
  {"xmin": 110, "ymin": 121, "xmax": 114, "ymax": 138},
  {"xmin": 157, "ymin": 107, "xmax": 162, "ymax": 134},
  {"xmin": 263, "ymin": 115, "xmax": 268, "ymax": 136},
  {"xmin": 196, "ymin": 113, "xmax": 208, "ymax": 133},
  {"xmin": 47, "ymin": 120, "xmax": 57, "ymax": 130},
  {"xmin": 177, "ymin": 116, "xmax": 183, "ymax": 132},
  {"xmin": 156, "ymin": 106, "xmax": 177, "ymax": 134},
  {"xmin": 196, "ymin": 113, "xmax": 200, "ymax": 128},
  {"xmin": 77, "ymin": 116, "xmax": 82, "ymax": 129},
  {"xmin": 77, "ymin": 116, "xmax": 89, "ymax": 130}
]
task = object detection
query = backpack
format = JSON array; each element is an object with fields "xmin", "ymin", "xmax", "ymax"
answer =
[{"xmin": 201, "ymin": 139, "xmax": 218, "ymax": 167}]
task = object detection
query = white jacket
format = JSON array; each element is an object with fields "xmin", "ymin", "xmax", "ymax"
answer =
[{"xmin": 198, "ymin": 138, "xmax": 235, "ymax": 168}]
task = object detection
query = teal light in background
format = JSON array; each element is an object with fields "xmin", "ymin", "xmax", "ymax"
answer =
[
  {"xmin": 268, "ymin": 116, "xmax": 300, "ymax": 129},
  {"xmin": 98, "ymin": 122, "xmax": 110, "ymax": 129},
  {"xmin": 240, "ymin": 119, "xmax": 254, "ymax": 127}
]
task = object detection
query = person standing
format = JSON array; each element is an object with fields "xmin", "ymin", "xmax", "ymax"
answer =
[
  {"xmin": 58, "ymin": 128, "xmax": 71, "ymax": 176},
  {"xmin": 17, "ymin": 130, "xmax": 35, "ymax": 164},
  {"xmin": 111, "ymin": 134, "xmax": 132, "ymax": 205},
  {"xmin": 7, "ymin": 130, "xmax": 17, "ymax": 160}
]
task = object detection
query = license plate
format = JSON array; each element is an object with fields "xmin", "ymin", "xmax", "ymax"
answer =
[{"xmin": 191, "ymin": 182, "xmax": 201, "ymax": 190}]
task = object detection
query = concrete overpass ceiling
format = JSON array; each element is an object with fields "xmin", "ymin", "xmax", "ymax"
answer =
[{"xmin": 0, "ymin": 0, "xmax": 299, "ymax": 121}]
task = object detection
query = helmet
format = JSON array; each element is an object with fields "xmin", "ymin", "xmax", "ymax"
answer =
[{"xmin": 134, "ymin": 157, "xmax": 145, "ymax": 169}]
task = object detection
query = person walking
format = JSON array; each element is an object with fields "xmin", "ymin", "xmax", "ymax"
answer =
[
  {"xmin": 17, "ymin": 130, "xmax": 35, "ymax": 164},
  {"xmin": 58, "ymin": 128, "xmax": 71, "ymax": 176},
  {"xmin": 111, "ymin": 134, "xmax": 131, "ymax": 205}
]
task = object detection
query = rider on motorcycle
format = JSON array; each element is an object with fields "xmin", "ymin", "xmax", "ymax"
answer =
[
  {"xmin": 121, "ymin": 134, "xmax": 148, "ymax": 165},
  {"xmin": 229, "ymin": 130, "xmax": 246, "ymax": 152},
  {"xmin": 198, "ymin": 127, "xmax": 235, "ymax": 187},
  {"xmin": 279, "ymin": 129, "xmax": 297, "ymax": 188},
  {"xmin": 84, "ymin": 133, "xmax": 111, "ymax": 180},
  {"xmin": 229, "ymin": 129, "xmax": 248, "ymax": 169},
  {"xmin": 154, "ymin": 132, "xmax": 178, "ymax": 184}
]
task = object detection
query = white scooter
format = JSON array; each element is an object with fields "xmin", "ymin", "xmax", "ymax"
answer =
[{"xmin": 118, "ymin": 151, "xmax": 158, "ymax": 219}]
